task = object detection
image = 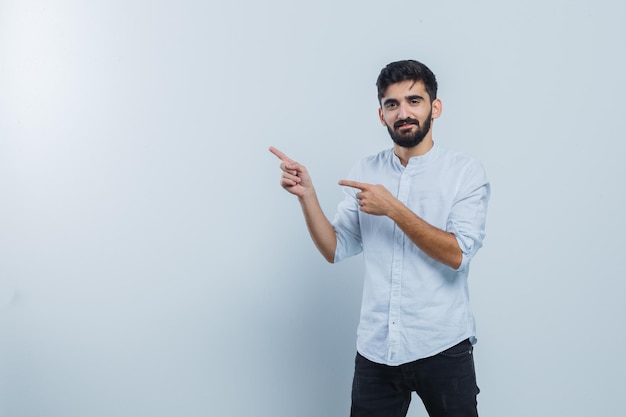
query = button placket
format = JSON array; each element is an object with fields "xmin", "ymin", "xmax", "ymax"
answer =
[{"xmin": 387, "ymin": 168, "xmax": 412, "ymax": 362}]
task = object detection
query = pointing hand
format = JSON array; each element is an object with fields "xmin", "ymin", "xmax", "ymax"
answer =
[
  {"xmin": 338, "ymin": 180, "xmax": 397, "ymax": 216},
  {"xmin": 269, "ymin": 146, "xmax": 313, "ymax": 198}
]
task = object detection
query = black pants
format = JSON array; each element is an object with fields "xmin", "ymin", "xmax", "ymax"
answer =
[{"xmin": 350, "ymin": 339, "xmax": 479, "ymax": 417}]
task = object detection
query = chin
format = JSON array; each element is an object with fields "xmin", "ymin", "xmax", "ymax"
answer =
[{"xmin": 392, "ymin": 135, "xmax": 424, "ymax": 149}]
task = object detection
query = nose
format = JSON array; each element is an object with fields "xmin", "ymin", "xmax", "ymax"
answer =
[{"xmin": 397, "ymin": 102, "xmax": 410, "ymax": 119}]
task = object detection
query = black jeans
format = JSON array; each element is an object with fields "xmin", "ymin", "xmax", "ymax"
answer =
[{"xmin": 350, "ymin": 339, "xmax": 479, "ymax": 417}]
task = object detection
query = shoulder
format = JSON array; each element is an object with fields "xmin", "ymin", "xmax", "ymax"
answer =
[
  {"xmin": 437, "ymin": 146, "xmax": 487, "ymax": 179},
  {"xmin": 362, "ymin": 148, "xmax": 394, "ymax": 165},
  {"xmin": 349, "ymin": 148, "xmax": 395, "ymax": 173}
]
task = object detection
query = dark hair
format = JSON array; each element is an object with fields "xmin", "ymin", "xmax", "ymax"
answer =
[{"xmin": 376, "ymin": 60, "xmax": 438, "ymax": 103}]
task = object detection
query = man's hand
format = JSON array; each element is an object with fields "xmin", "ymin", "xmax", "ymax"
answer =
[
  {"xmin": 269, "ymin": 146, "xmax": 337, "ymax": 262},
  {"xmin": 338, "ymin": 180, "xmax": 399, "ymax": 216},
  {"xmin": 340, "ymin": 180, "xmax": 462, "ymax": 269},
  {"xmin": 269, "ymin": 146, "xmax": 313, "ymax": 198}
]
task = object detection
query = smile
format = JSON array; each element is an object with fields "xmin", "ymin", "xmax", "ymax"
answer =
[
  {"xmin": 394, "ymin": 118, "xmax": 420, "ymax": 129},
  {"xmin": 396, "ymin": 122, "xmax": 417, "ymax": 131}
]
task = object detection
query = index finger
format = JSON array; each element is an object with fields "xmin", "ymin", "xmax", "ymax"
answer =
[
  {"xmin": 268, "ymin": 146, "xmax": 295, "ymax": 164},
  {"xmin": 338, "ymin": 179, "xmax": 368, "ymax": 190}
]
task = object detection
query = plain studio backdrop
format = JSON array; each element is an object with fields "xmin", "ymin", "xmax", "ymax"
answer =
[{"xmin": 1, "ymin": 1, "xmax": 625, "ymax": 416}]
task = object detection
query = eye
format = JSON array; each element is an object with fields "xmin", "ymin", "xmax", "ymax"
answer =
[
  {"xmin": 385, "ymin": 102, "xmax": 398, "ymax": 109},
  {"xmin": 410, "ymin": 98, "xmax": 421, "ymax": 105}
]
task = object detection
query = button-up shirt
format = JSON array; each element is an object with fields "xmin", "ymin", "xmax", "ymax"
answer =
[{"xmin": 332, "ymin": 143, "xmax": 490, "ymax": 365}]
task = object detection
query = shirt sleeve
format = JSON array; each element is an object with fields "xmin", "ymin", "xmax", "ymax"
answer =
[
  {"xmin": 446, "ymin": 160, "xmax": 491, "ymax": 271},
  {"xmin": 332, "ymin": 165, "xmax": 363, "ymax": 263}
]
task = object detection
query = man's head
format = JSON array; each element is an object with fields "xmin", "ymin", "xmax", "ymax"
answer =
[
  {"xmin": 376, "ymin": 60, "xmax": 438, "ymax": 104},
  {"xmin": 376, "ymin": 60, "xmax": 441, "ymax": 149}
]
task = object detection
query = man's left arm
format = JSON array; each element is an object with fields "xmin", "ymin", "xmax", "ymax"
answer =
[
  {"xmin": 338, "ymin": 179, "xmax": 480, "ymax": 270},
  {"xmin": 387, "ymin": 202, "xmax": 463, "ymax": 269}
]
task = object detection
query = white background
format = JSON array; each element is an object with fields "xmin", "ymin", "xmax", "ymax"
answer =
[{"xmin": 1, "ymin": 1, "xmax": 625, "ymax": 416}]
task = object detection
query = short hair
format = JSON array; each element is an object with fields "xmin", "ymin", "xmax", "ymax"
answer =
[{"xmin": 376, "ymin": 60, "xmax": 438, "ymax": 104}]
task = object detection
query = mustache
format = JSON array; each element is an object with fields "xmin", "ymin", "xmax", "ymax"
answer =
[{"xmin": 393, "ymin": 118, "xmax": 420, "ymax": 129}]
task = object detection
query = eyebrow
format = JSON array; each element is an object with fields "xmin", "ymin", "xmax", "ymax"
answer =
[
  {"xmin": 406, "ymin": 94, "xmax": 425, "ymax": 101},
  {"xmin": 382, "ymin": 95, "xmax": 425, "ymax": 107}
]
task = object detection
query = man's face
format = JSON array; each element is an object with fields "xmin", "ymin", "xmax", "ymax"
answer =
[{"xmin": 378, "ymin": 80, "xmax": 440, "ymax": 148}]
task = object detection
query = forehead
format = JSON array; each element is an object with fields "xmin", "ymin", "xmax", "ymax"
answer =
[{"xmin": 381, "ymin": 79, "xmax": 429, "ymax": 100}]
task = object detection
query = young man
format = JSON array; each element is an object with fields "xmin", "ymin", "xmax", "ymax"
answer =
[{"xmin": 270, "ymin": 60, "xmax": 490, "ymax": 417}]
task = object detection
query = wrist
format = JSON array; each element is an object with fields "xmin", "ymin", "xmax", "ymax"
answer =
[
  {"xmin": 297, "ymin": 188, "xmax": 318, "ymax": 204},
  {"xmin": 386, "ymin": 199, "xmax": 405, "ymax": 220}
]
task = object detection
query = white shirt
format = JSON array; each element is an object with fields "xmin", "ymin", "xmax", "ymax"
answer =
[{"xmin": 332, "ymin": 143, "xmax": 490, "ymax": 366}]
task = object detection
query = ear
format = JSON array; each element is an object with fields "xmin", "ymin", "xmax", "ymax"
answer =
[
  {"xmin": 378, "ymin": 107, "xmax": 387, "ymax": 126},
  {"xmin": 431, "ymin": 98, "xmax": 442, "ymax": 120}
]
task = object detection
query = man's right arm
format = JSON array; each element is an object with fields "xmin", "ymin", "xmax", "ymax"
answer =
[
  {"xmin": 297, "ymin": 192, "xmax": 337, "ymax": 263},
  {"xmin": 269, "ymin": 147, "xmax": 337, "ymax": 263}
]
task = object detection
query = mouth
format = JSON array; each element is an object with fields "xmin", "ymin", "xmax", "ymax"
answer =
[
  {"xmin": 394, "ymin": 118, "xmax": 419, "ymax": 131},
  {"xmin": 395, "ymin": 122, "xmax": 417, "ymax": 133}
]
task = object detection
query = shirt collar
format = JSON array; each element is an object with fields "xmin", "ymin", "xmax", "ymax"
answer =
[{"xmin": 391, "ymin": 141, "xmax": 440, "ymax": 169}]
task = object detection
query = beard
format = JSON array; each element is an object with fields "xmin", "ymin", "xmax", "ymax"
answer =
[{"xmin": 386, "ymin": 110, "xmax": 432, "ymax": 148}]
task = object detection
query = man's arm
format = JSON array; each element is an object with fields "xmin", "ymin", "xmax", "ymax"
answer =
[
  {"xmin": 388, "ymin": 202, "xmax": 462, "ymax": 269},
  {"xmin": 270, "ymin": 147, "xmax": 337, "ymax": 263},
  {"xmin": 338, "ymin": 180, "xmax": 462, "ymax": 269}
]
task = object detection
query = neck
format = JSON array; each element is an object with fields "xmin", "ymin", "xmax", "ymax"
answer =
[{"xmin": 394, "ymin": 136, "xmax": 434, "ymax": 166}]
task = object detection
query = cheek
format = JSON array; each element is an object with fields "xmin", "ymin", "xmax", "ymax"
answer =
[{"xmin": 381, "ymin": 110, "xmax": 396, "ymax": 123}]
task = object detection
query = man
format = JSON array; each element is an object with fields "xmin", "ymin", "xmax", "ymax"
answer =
[{"xmin": 270, "ymin": 59, "xmax": 490, "ymax": 417}]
